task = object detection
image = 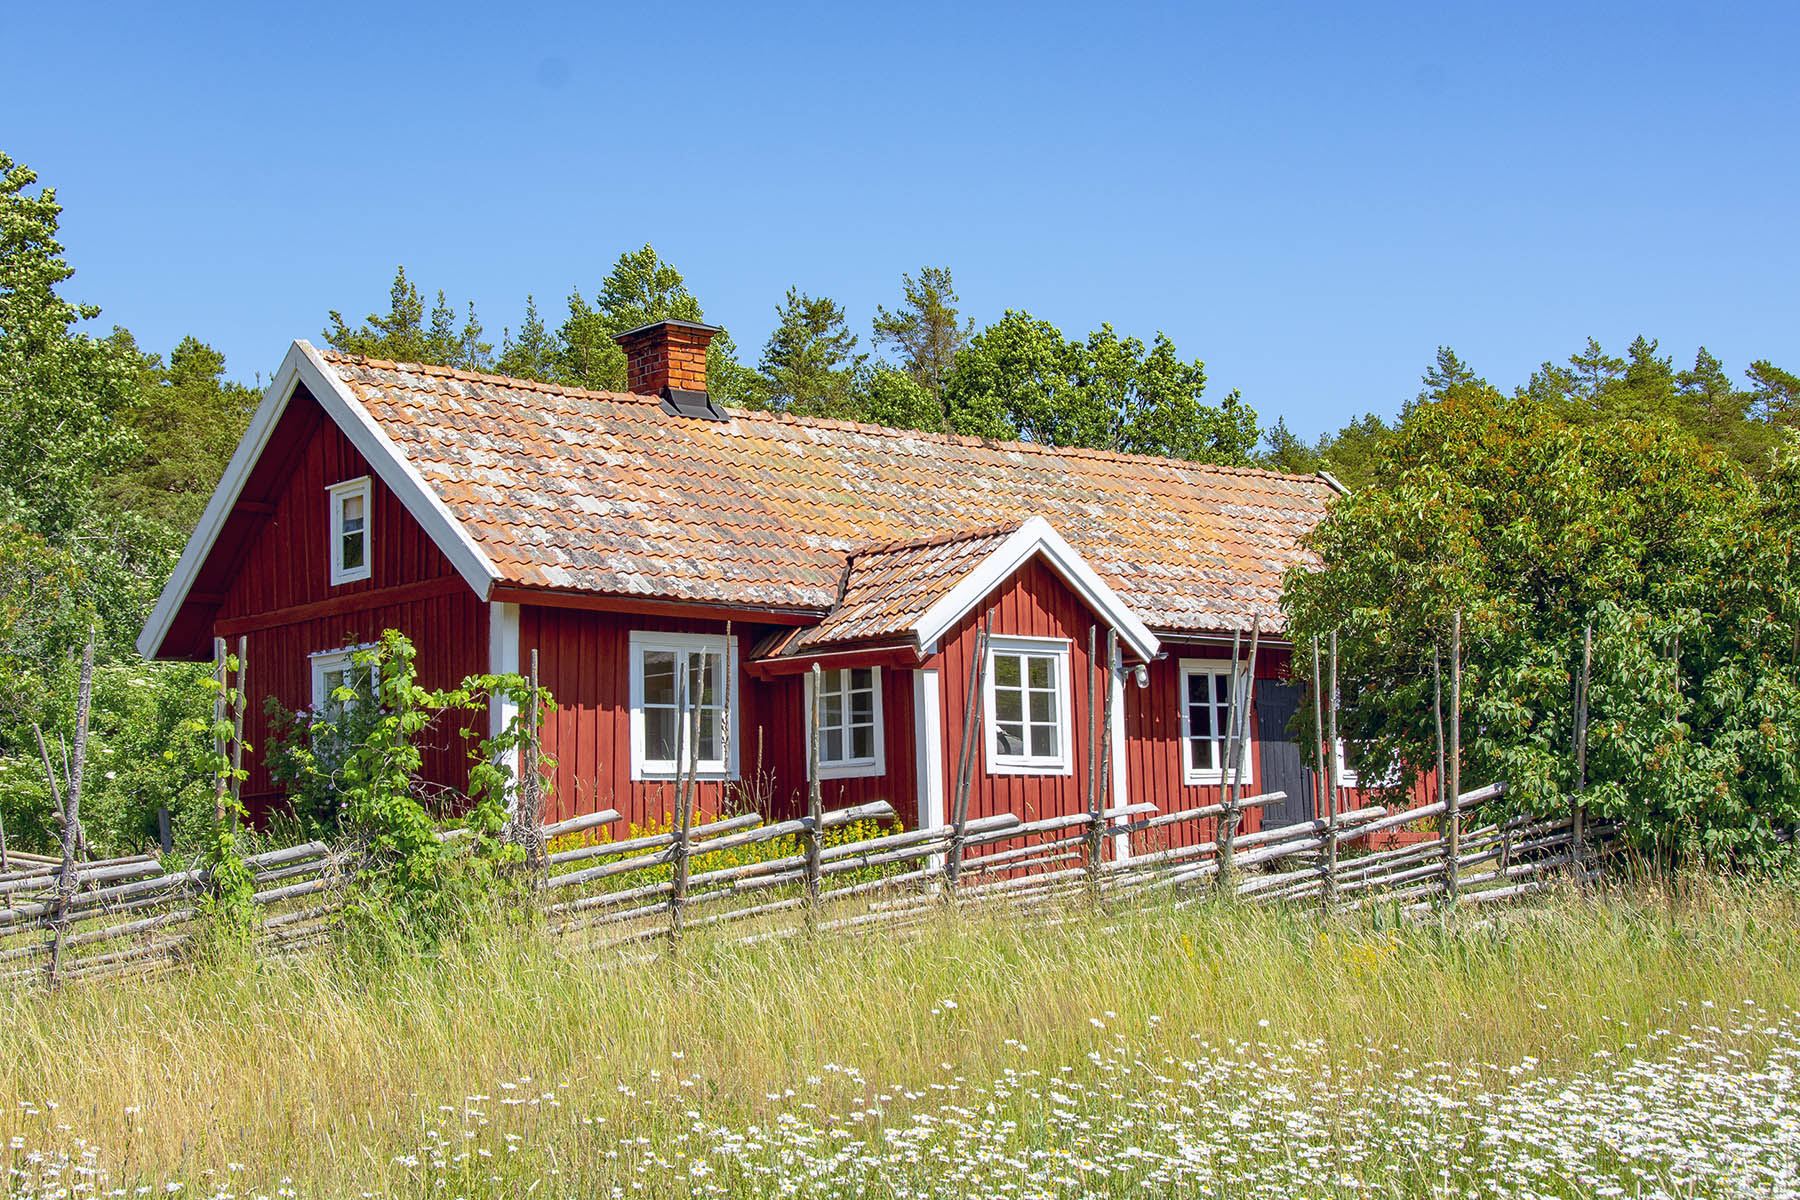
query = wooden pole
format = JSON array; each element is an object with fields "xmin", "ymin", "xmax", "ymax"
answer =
[
  {"xmin": 229, "ymin": 636, "xmax": 248, "ymax": 829},
  {"xmin": 946, "ymin": 611, "xmax": 994, "ymax": 894},
  {"xmin": 211, "ymin": 637, "xmax": 229, "ymax": 824},
  {"xmin": 1324, "ymin": 628, "xmax": 1340, "ymax": 905},
  {"xmin": 523, "ymin": 647, "xmax": 545, "ymax": 868},
  {"xmin": 46, "ymin": 630, "xmax": 95, "ymax": 986},
  {"xmin": 1573, "ymin": 624, "xmax": 1592, "ymax": 869},
  {"xmin": 668, "ymin": 667, "xmax": 700, "ymax": 947},
  {"xmin": 1214, "ymin": 629, "xmax": 1243, "ymax": 890},
  {"xmin": 806, "ymin": 662, "xmax": 824, "ymax": 907},
  {"xmin": 1311, "ymin": 635, "xmax": 1330, "ymax": 908},
  {"xmin": 1085, "ymin": 626, "xmax": 1100, "ymax": 900},
  {"xmin": 1446, "ymin": 609, "xmax": 1463, "ymax": 905},
  {"xmin": 1224, "ymin": 618, "xmax": 1261, "ymax": 890},
  {"xmin": 1093, "ymin": 628, "xmax": 1117, "ymax": 897}
]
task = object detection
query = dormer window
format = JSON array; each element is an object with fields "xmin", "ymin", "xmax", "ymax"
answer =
[{"xmin": 328, "ymin": 477, "xmax": 372, "ymax": 585}]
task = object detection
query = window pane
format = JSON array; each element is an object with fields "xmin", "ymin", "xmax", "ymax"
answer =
[
  {"xmin": 643, "ymin": 651, "xmax": 676, "ymax": 705},
  {"xmin": 693, "ymin": 652, "xmax": 720, "ymax": 706},
  {"xmin": 1190, "ymin": 689, "xmax": 1215, "ymax": 738},
  {"xmin": 1191, "ymin": 735, "xmax": 1214, "ymax": 769},
  {"xmin": 1027, "ymin": 655, "xmax": 1052, "ymax": 689},
  {"xmin": 995, "ymin": 722, "xmax": 1025, "ymax": 755},
  {"xmin": 341, "ymin": 494, "xmax": 364, "ymax": 525},
  {"xmin": 1030, "ymin": 725, "xmax": 1057, "ymax": 757},
  {"xmin": 994, "ymin": 687, "xmax": 1023, "ymax": 723},
  {"xmin": 824, "ymin": 689, "xmax": 844, "ymax": 730},
  {"xmin": 341, "ymin": 532, "xmax": 364, "ymax": 571},
  {"xmin": 823, "ymin": 728, "xmax": 844, "ymax": 763},
  {"xmin": 697, "ymin": 708, "xmax": 719, "ymax": 761},
  {"xmin": 1028, "ymin": 689, "xmax": 1053, "ymax": 722},
  {"xmin": 851, "ymin": 725, "xmax": 874, "ymax": 760},
  {"xmin": 849, "ymin": 667, "xmax": 873, "ymax": 694},
  {"xmin": 1214, "ymin": 673, "xmax": 1231, "ymax": 704},
  {"xmin": 850, "ymin": 685, "xmax": 874, "ymax": 723},
  {"xmin": 993, "ymin": 654, "xmax": 1020, "ymax": 688},
  {"xmin": 646, "ymin": 708, "xmax": 677, "ymax": 761},
  {"xmin": 1187, "ymin": 673, "xmax": 1208, "ymax": 705}
]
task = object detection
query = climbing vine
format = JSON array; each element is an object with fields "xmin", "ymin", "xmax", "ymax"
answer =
[
  {"xmin": 265, "ymin": 630, "xmax": 552, "ymax": 948},
  {"xmin": 194, "ymin": 649, "xmax": 255, "ymax": 952}
]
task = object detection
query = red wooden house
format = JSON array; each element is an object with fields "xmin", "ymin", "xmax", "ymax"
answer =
[{"xmin": 138, "ymin": 320, "xmax": 1386, "ymax": 852}]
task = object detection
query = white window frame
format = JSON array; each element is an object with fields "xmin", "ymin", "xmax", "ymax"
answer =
[
  {"xmin": 309, "ymin": 643, "xmax": 380, "ymax": 717},
  {"xmin": 628, "ymin": 630, "xmax": 739, "ymax": 782},
  {"xmin": 327, "ymin": 476, "xmax": 373, "ymax": 585},
  {"xmin": 983, "ymin": 635, "xmax": 1073, "ymax": 776},
  {"xmin": 805, "ymin": 666, "xmax": 886, "ymax": 780},
  {"xmin": 1178, "ymin": 660, "xmax": 1254, "ymax": 787},
  {"xmin": 1335, "ymin": 739, "xmax": 1400, "ymax": 790}
]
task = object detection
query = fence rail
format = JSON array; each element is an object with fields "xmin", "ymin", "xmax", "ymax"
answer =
[{"xmin": 0, "ymin": 780, "xmax": 1621, "ymax": 990}]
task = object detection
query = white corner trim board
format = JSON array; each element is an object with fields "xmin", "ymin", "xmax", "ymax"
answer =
[
  {"xmin": 137, "ymin": 340, "xmax": 503, "ymax": 659},
  {"xmin": 911, "ymin": 516, "xmax": 1159, "ymax": 663}
]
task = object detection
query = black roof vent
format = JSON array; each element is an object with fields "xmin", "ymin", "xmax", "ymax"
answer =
[{"xmin": 660, "ymin": 386, "xmax": 727, "ymax": 422}]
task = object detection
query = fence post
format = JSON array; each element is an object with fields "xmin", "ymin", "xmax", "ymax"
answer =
[
  {"xmin": 1445, "ymin": 609, "xmax": 1463, "ymax": 906},
  {"xmin": 1324, "ymin": 628, "xmax": 1340, "ymax": 906},
  {"xmin": 1311, "ymin": 635, "xmax": 1330, "ymax": 909},
  {"xmin": 519, "ymin": 647, "xmax": 547, "ymax": 871},
  {"xmin": 1572, "ymin": 624, "xmax": 1592, "ymax": 873},
  {"xmin": 806, "ymin": 663, "xmax": 824, "ymax": 910},
  {"xmin": 1085, "ymin": 626, "xmax": 1101, "ymax": 902},
  {"xmin": 1216, "ymin": 629, "xmax": 1243, "ymax": 891},
  {"xmin": 946, "ymin": 612, "xmax": 993, "ymax": 897},
  {"xmin": 45, "ymin": 630, "xmax": 95, "ymax": 987},
  {"xmin": 211, "ymin": 637, "xmax": 229, "ymax": 824},
  {"xmin": 668, "ymin": 669, "xmax": 700, "ymax": 948},
  {"xmin": 229, "ymin": 636, "xmax": 248, "ymax": 831}
]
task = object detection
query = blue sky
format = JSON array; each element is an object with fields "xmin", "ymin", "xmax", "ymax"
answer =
[{"xmin": 9, "ymin": 1, "xmax": 1797, "ymax": 438}]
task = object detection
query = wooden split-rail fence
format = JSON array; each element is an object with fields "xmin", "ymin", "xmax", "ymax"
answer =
[{"xmin": 0, "ymin": 781, "xmax": 1619, "ymax": 989}]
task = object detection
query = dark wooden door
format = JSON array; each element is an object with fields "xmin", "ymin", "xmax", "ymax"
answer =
[{"xmin": 1255, "ymin": 678, "xmax": 1315, "ymax": 829}]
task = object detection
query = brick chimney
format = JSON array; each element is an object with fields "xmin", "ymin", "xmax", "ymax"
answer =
[{"xmin": 613, "ymin": 319, "xmax": 720, "ymax": 398}]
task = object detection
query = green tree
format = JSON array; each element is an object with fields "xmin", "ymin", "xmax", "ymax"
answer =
[
  {"xmin": 495, "ymin": 295, "xmax": 557, "ymax": 382},
  {"xmin": 872, "ymin": 266, "xmax": 974, "ymax": 419},
  {"xmin": 106, "ymin": 334, "xmax": 260, "ymax": 530},
  {"xmin": 553, "ymin": 245, "xmax": 751, "ymax": 401},
  {"xmin": 1283, "ymin": 387, "xmax": 1800, "ymax": 864},
  {"xmin": 324, "ymin": 267, "xmax": 490, "ymax": 371},
  {"xmin": 1748, "ymin": 360, "xmax": 1800, "ymax": 427},
  {"xmin": 1258, "ymin": 416, "xmax": 1323, "ymax": 475},
  {"xmin": 753, "ymin": 289, "xmax": 868, "ymax": 417},
  {"xmin": 941, "ymin": 311, "xmax": 1259, "ymax": 464}
]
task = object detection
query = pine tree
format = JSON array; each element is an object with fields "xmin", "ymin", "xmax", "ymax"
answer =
[
  {"xmin": 755, "ymin": 289, "xmax": 867, "ymax": 417},
  {"xmin": 872, "ymin": 266, "xmax": 974, "ymax": 417}
]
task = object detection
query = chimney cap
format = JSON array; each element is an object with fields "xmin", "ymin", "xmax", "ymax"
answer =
[{"xmin": 612, "ymin": 318, "xmax": 724, "ymax": 342}]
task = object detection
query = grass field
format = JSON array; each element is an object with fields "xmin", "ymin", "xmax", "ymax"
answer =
[{"xmin": 3, "ymin": 877, "xmax": 1797, "ymax": 1199}]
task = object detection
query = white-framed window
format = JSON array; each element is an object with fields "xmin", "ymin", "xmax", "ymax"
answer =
[
  {"xmin": 806, "ymin": 666, "xmax": 885, "ymax": 779},
  {"xmin": 984, "ymin": 636, "xmax": 1072, "ymax": 775},
  {"xmin": 328, "ymin": 476, "xmax": 372, "ymax": 585},
  {"xmin": 309, "ymin": 644, "xmax": 380, "ymax": 719},
  {"xmin": 1179, "ymin": 660, "xmax": 1253, "ymax": 786},
  {"xmin": 629, "ymin": 631, "xmax": 737, "ymax": 780},
  {"xmin": 1335, "ymin": 739, "xmax": 1400, "ymax": 790}
]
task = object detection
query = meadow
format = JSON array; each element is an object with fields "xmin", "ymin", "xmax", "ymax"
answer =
[{"xmin": 3, "ymin": 877, "xmax": 1797, "ymax": 1199}]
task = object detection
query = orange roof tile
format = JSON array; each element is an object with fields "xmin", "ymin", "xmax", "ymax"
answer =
[{"xmin": 321, "ymin": 351, "xmax": 1332, "ymax": 635}]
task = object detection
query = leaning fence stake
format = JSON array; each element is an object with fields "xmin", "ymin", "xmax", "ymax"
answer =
[
  {"xmin": 1324, "ymin": 627, "xmax": 1340, "ymax": 906},
  {"xmin": 668, "ymin": 669, "xmax": 700, "ymax": 948},
  {"xmin": 1573, "ymin": 623, "xmax": 1592, "ymax": 872},
  {"xmin": 1085, "ymin": 626, "xmax": 1101, "ymax": 903},
  {"xmin": 806, "ymin": 662, "xmax": 824, "ymax": 912},
  {"xmin": 946, "ymin": 610, "xmax": 993, "ymax": 897},
  {"xmin": 1311, "ymin": 635, "xmax": 1331, "ymax": 909},
  {"xmin": 45, "ymin": 630, "xmax": 95, "ymax": 987},
  {"xmin": 1445, "ymin": 609, "xmax": 1463, "ymax": 906}
]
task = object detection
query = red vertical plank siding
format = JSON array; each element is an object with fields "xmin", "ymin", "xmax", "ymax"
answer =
[
  {"xmin": 518, "ymin": 605, "xmax": 924, "ymax": 835},
  {"xmin": 213, "ymin": 394, "xmax": 486, "ymax": 816},
  {"xmin": 931, "ymin": 559, "xmax": 1107, "ymax": 852}
]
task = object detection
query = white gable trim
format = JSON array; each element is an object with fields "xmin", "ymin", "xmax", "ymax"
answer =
[
  {"xmin": 136, "ymin": 340, "xmax": 502, "ymax": 659},
  {"xmin": 911, "ymin": 516, "xmax": 1160, "ymax": 663}
]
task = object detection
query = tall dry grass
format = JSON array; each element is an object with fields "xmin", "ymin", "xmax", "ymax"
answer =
[{"xmin": 2, "ymin": 875, "xmax": 1796, "ymax": 1197}]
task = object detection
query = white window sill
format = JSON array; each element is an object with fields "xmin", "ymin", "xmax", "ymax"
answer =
[
  {"xmin": 987, "ymin": 757, "xmax": 1073, "ymax": 777},
  {"xmin": 817, "ymin": 760, "xmax": 883, "ymax": 780}
]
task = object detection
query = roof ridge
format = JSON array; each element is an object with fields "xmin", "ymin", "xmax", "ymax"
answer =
[
  {"xmin": 316, "ymin": 347, "xmax": 663, "ymax": 407},
  {"xmin": 317, "ymin": 347, "xmax": 1328, "ymax": 489},
  {"xmin": 852, "ymin": 521, "xmax": 1024, "ymax": 558}
]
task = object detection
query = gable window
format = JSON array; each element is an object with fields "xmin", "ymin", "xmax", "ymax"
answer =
[
  {"xmin": 328, "ymin": 477, "xmax": 372, "ymax": 585},
  {"xmin": 629, "ymin": 631, "xmax": 737, "ymax": 780},
  {"xmin": 310, "ymin": 644, "xmax": 380, "ymax": 719},
  {"xmin": 807, "ymin": 666, "xmax": 885, "ymax": 779},
  {"xmin": 1179, "ymin": 660, "xmax": 1253, "ymax": 786},
  {"xmin": 984, "ymin": 636, "xmax": 1072, "ymax": 775}
]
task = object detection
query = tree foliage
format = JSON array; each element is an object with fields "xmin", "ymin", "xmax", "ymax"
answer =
[
  {"xmin": 871, "ymin": 265, "xmax": 973, "ymax": 414},
  {"xmin": 941, "ymin": 311, "xmax": 1258, "ymax": 463},
  {"xmin": 752, "ymin": 289, "xmax": 868, "ymax": 417},
  {"xmin": 1283, "ymin": 383, "xmax": 1800, "ymax": 864}
]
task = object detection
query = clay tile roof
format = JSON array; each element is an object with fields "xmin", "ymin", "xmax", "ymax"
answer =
[{"xmin": 319, "ymin": 350, "xmax": 1333, "ymax": 636}]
